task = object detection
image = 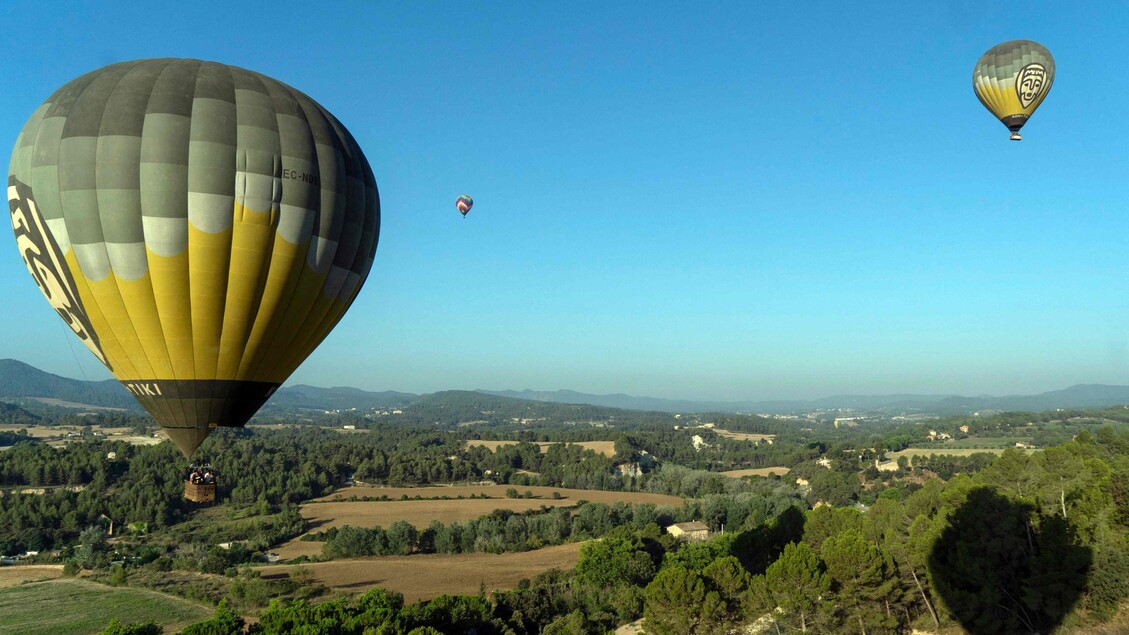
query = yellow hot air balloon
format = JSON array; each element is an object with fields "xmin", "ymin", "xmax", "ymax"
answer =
[
  {"xmin": 8, "ymin": 59, "xmax": 379, "ymax": 458},
  {"xmin": 973, "ymin": 40, "xmax": 1055, "ymax": 140}
]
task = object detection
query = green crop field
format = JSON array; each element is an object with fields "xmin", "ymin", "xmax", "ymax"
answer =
[{"xmin": 0, "ymin": 578, "xmax": 212, "ymax": 635}]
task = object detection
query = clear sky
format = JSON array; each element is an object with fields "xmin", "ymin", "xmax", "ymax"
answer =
[{"xmin": 2, "ymin": 1, "xmax": 1128, "ymax": 401}]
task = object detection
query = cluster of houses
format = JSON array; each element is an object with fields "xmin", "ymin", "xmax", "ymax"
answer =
[
  {"xmin": 927, "ymin": 425, "xmax": 971, "ymax": 441},
  {"xmin": 0, "ymin": 550, "xmax": 46, "ymax": 565},
  {"xmin": 615, "ymin": 452, "xmax": 657, "ymax": 478}
]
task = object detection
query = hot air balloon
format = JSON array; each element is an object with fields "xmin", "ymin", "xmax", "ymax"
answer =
[
  {"xmin": 973, "ymin": 40, "xmax": 1055, "ymax": 140},
  {"xmin": 8, "ymin": 59, "xmax": 380, "ymax": 461},
  {"xmin": 456, "ymin": 195, "xmax": 473, "ymax": 217}
]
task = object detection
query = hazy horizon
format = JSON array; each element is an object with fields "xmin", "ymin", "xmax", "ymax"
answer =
[
  {"xmin": 3, "ymin": 2, "xmax": 1128, "ymax": 402},
  {"xmin": 6, "ymin": 356, "xmax": 1126, "ymax": 406}
]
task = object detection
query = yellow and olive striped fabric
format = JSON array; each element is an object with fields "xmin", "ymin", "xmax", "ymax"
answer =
[
  {"xmin": 8, "ymin": 59, "xmax": 379, "ymax": 456},
  {"xmin": 973, "ymin": 40, "xmax": 1055, "ymax": 139}
]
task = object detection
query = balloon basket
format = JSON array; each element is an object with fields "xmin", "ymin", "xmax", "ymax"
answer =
[{"xmin": 184, "ymin": 465, "xmax": 217, "ymax": 504}]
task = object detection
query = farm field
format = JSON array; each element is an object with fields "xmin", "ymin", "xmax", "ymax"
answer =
[
  {"xmin": 719, "ymin": 467, "xmax": 790, "ymax": 478},
  {"xmin": 712, "ymin": 430, "xmax": 775, "ymax": 443},
  {"xmin": 464, "ymin": 440, "xmax": 617, "ymax": 457},
  {"xmin": 0, "ymin": 424, "xmax": 165, "ymax": 449},
  {"xmin": 0, "ymin": 577, "xmax": 212, "ymax": 635},
  {"xmin": 943, "ymin": 437, "xmax": 1032, "ymax": 449},
  {"xmin": 888, "ymin": 447, "xmax": 1039, "ymax": 462},
  {"xmin": 0, "ymin": 565, "xmax": 62, "ymax": 588},
  {"xmin": 278, "ymin": 485, "xmax": 685, "ymax": 559},
  {"xmin": 0, "ymin": 424, "xmax": 89, "ymax": 438},
  {"xmin": 310, "ymin": 484, "xmax": 684, "ymax": 506},
  {"xmin": 261, "ymin": 542, "xmax": 585, "ymax": 602}
]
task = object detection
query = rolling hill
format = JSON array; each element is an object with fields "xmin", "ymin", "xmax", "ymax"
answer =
[
  {"xmin": 0, "ymin": 359, "xmax": 138, "ymax": 409},
  {"xmin": 4, "ymin": 358, "xmax": 1129, "ymax": 417}
]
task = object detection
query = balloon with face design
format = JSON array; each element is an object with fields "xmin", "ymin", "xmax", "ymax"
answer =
[{"xmin": 973, "ymin": 40, "xmax": 1055, "ymax": 140}]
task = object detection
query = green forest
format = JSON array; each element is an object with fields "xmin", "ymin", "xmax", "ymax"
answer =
[{"xmin": 0, "ymin": 404, "xmax": 1126, "ymax": 633}]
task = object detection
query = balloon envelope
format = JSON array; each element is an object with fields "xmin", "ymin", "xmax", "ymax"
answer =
[
  {"xmin": 456, "ymin": 195, "xmax": 473, "ymax": 216},
  {"xmin": 973, "ymin": 40, "xmax": 1055, "ymax": 140},
  {"xmin": 8, "ymin": 59, "xmax": 380, "ymax": 457}
]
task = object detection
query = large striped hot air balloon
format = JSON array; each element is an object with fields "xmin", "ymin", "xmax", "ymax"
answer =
[
  {"xmin": 8, "ymin": 59, "xmax": 380, "ymax": 458},
  {"xmin": 973, "ymin": 40, "xmax": 1055, "ymax": 140},
  {"xmin": 456, "ymin": 195, "xmax": 473, "ymax": 217}
]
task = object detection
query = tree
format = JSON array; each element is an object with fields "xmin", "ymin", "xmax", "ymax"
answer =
[
  {"xmin": 73, "ymin": 526, "xmax": 107, "ymax": 569},
  {"xmin": 1084, "ymin": 544, "xmax": 1129, "ymax": 620},
  {"xmin": 820, "ymin": 529, "xmax": 897, "ymax": 634},
  {"xmin": 108, "ymin": 564, "xmax": 127, "ymax": 587},
  {"xmin": 386, "ymin": 520, "xmax": 418, "ymax": 556},
  {"xmin": 179, "ymin": 600, "xmax": 244, "ymax": 635},
  {"xmin": 542, "ymin": 609, "xmax": 591, "ymax": 635},
  {"xmin": 323, "ymin": 525, "xmax": 376, "ymax": 558},
  {"xmin": 576, "ymin": 536, "xmax": 656, "ymax": 588},
  {"xmin": 764, "ymin": 542, "xmax": 829, "ymax": 632},
  {"xmin": 807, "ymin": 469, "xmax": 861, "ymax": 507},
  {"xmin": 802, "ymin": 505, "xmax": 863, "ymax": 552},
  {"xmin": 643, "ymin": 567, "xmax": 725, "ymax": 635},
  {"xmin": 702, "ymin": 556, "xmax": 753, "ymax": 625}
]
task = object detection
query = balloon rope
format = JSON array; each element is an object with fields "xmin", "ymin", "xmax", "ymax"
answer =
[{"xmin": 57, "ymin": 318, "xmax": 90, "ymax": 382}]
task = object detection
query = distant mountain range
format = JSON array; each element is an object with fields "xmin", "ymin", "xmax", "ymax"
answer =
[
  {"xmin": 261, "ymin": 385, "xmax": 416, "ymax": 412},
  {"xmin": 3, "ymin": 357, "xmax": 1129, "ymax": 416},
  {"xmin": 482, "ymin": 386, "xmax": 1129, "ymax": 415},
  {"xmin": 0, "ymin": 359, "xmax": 139, "ymax": 410}
]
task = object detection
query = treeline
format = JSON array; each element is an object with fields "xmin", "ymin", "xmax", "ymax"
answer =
[
  {"xmin": 0, "ymin": 430, "xmax": 34, "ymax": 446},
  {"xmin": 0, "ymin": 402, "xmax": 39, "ymax": 424},
  {"xmin": 103, "ymin": 590, "xmax": 506, "ymax": 635},
  {"xmin": 355, "ymin": 390, "xmax": 682, "ymax": 430},
  {"xmin": 312, "ymin": 492, "xmax": 803, "ymax": 560},
  {"xmin": 616, "ymin": 428, "xmax": 816, "ymax": 471},
  {"xmin": 902, "ymin": 451, "xmax": 997, "ymax": 479}
]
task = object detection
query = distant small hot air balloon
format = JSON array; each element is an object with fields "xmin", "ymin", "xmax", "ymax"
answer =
[
  {"xmin": 973, "ymin": 40, "xmax": 1055, "ymax": 140},
  {"xmin": 456, "ymin": 195, "xmax": 473, "ymax": 217}
]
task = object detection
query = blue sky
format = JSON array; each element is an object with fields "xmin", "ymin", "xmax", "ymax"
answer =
[{"xmin": 2, "ymin": 1, "xmax": 1128, "ymax": 400}]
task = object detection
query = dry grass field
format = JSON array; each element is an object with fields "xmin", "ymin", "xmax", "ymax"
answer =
[
  {"xmin": 0, "ymin": 425, "xmax": 85, "ymax": 439},
  {"xmin": 887, "ymin": 447, "xmax": 1039, "ymax": 463},
  {"xmin": 277, "ymin": 485, "xmax": 685, "ymax": 559},
  {"xmin": 300, "ymin": 498, "xmax": 572, "ymax": 534},
  {"xmin": 712, "ymin": 430, "xmax": 775, "ymax": 443},
  {"xmin": 464, "ymin": 440, "xmax": 618, "ymax": 457},
  {"xmin": 719, "ymin": 467, "xmax": 791, "ymax": 478},
  {"xmin": 0, "ymin": 425, "xmax": 165, "ymax": 449},
  {"xmin": 261, "ymin": 542, "xmax": 585, "ymax": 602},
  {"xmin": 0, "ymin": 565, "xmax": 62, "ymax": 589},
  {"xmin": 311, "ymin": 484, "xmax": 683, "ymax": 506}
]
